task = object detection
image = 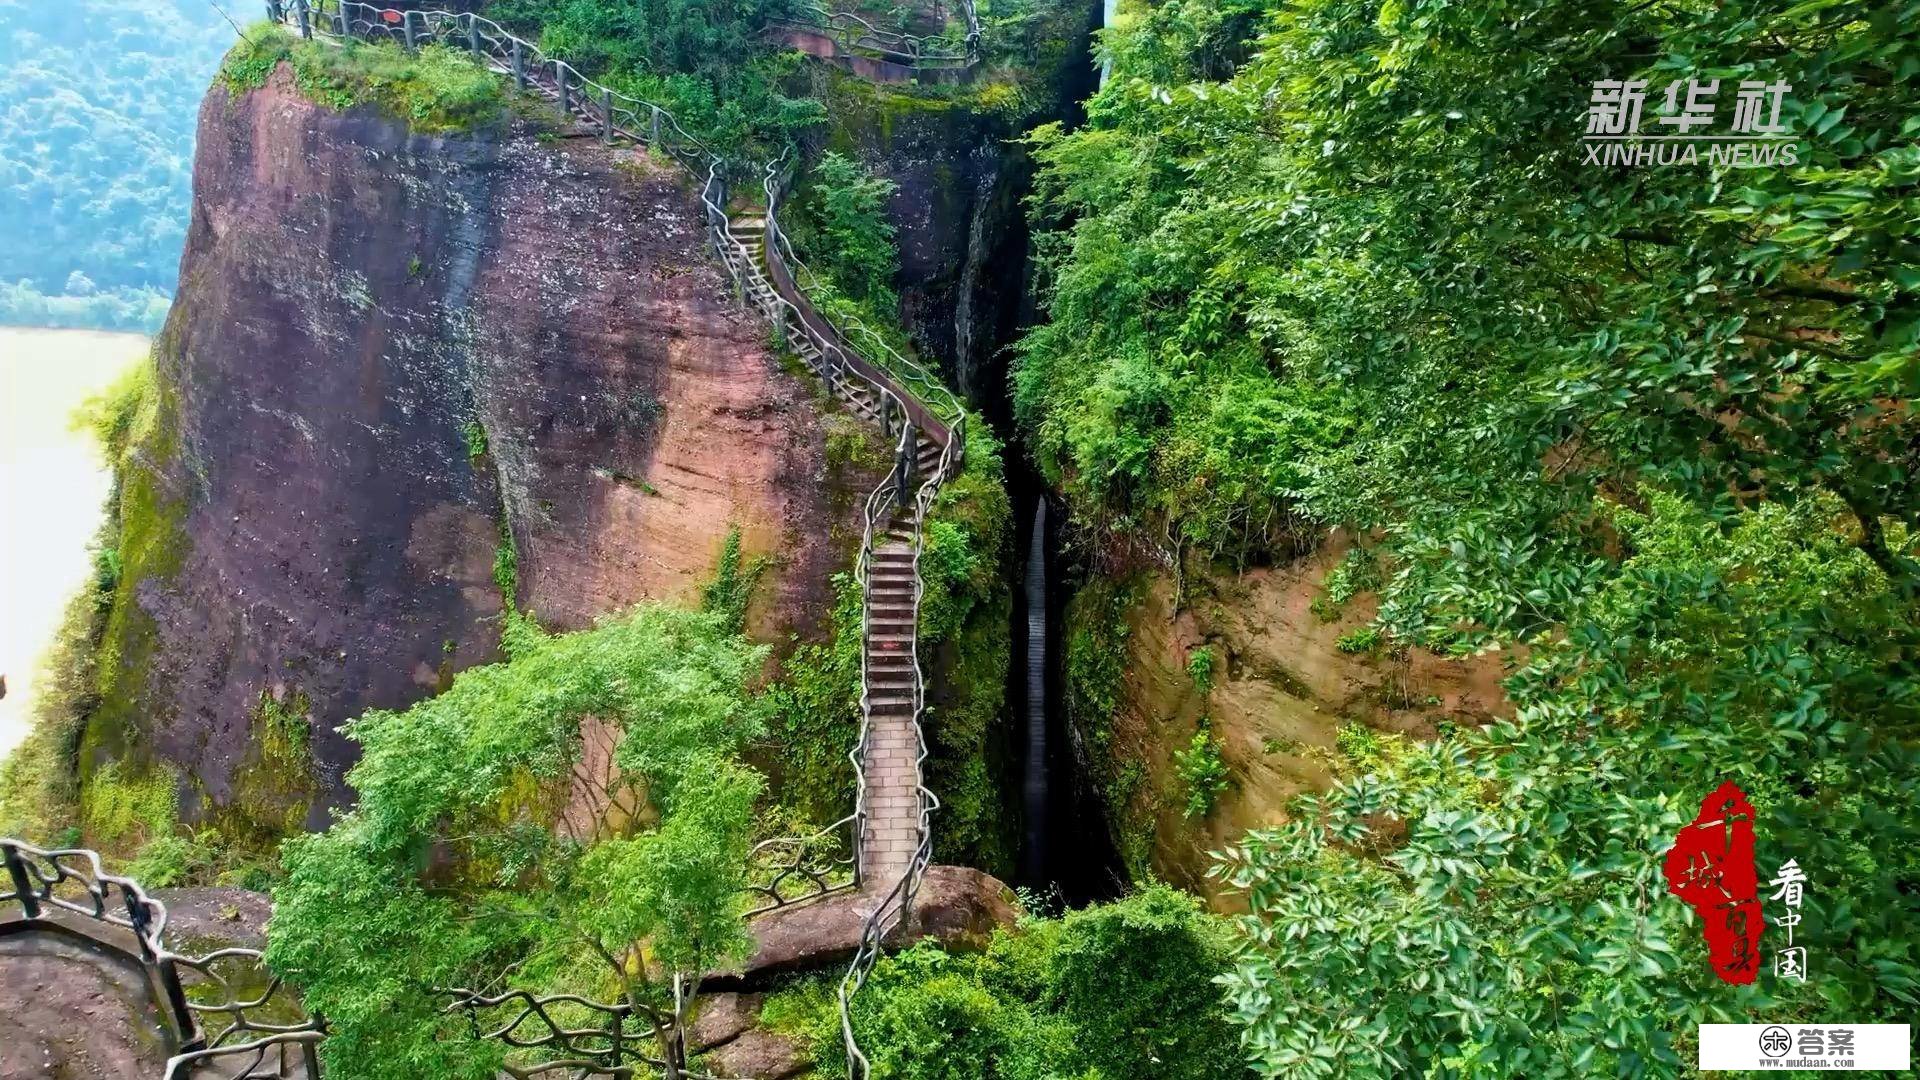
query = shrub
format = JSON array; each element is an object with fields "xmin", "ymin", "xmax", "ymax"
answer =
[
  {"xmin": 792, "ymin": 152, "xmax": 899, "ymax": 308},
  {"xmin": 772, "ymin": 885, "xmax": 1248, "ymax": 1080},
  {"xmin": 1334, "ymin": 625, "xmax": 1381, "ymax": 653},
  {"xmin": 1172, "ymin": 727, "xmax": 1229, "ymax": 819},
  {"xmin": 1186, "ymin": 645, "xmax": 1216, "ymax": 693},
  {"xmin": 700, "ymin": 526, "xmax": 768, "ymax": 635}
]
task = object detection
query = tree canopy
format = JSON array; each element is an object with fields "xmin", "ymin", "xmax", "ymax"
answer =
[
  {"xmin": 1015, "ymin": 0, "xmax": 1920, "ymax": 1074},
  {"xmin": 265, "ymin": 606, "xmax": 770, "ymax": 1079}
]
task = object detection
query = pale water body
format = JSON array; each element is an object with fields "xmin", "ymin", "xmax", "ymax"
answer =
[{"xmin": 0, "ymin": 327, "xmax": 145, "ymax": 760}]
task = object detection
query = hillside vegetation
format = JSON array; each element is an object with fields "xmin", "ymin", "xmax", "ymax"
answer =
[
  {"xmin": 0, "ymin": 0, "xmax": 233, "ymax": 331},
  {"xmin": 1018, "ymin": 0, "xmax": 1919, "ymax": 1074}
]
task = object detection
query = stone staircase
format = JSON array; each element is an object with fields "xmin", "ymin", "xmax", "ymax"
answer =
[
  {"xmin": 726, "ymin": 214, "xmax": 942, "ymax": 895},
  {"xmin": 249, "ymin": 11, "xmax": 968, "ymax": 1075}
]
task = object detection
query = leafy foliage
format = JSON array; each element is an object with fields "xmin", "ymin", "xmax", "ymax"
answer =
[
  {"xmin": 763, "ymin": 572, "xmax": 865, "ymax": 826},
  {"xmin": 266, "ymin": 605, "xmax": 770, "ymax": 1078},
  {"xmin": 789, "ymin": 151, "xmax": 901, "ymax": 308},
  {"xmin": 1217, "ymin": 492, "xmax": 1920, "ymax": 1076},
  {"xmin": 1021, "ymin": 0, "xmax": 1920, "ymax": 1074},
  {"xmin": 1185, "ymin": 644, "xmax": 1215, "ymax": 693},
  {"xmin": 1020, "ymin": 0, "xmax": 1920, "ymax": 600},
  {"xmin": 701, "ymin": 526, "xmax": 770, "ymax": 634},
  {"xmin": 918, "ymin": 423, "xmax": 1017, "ymax": 871},
  {"xmin": 0, "ymin": 0, "xmax": 233, "ymax": 331},
  {"xmin": 769, "ymin": 885, "xmax": 1249, "ymax": 1079},
  {"xmin": 487, "ymin": 0, "xmax": 826, "ymax": 159},
  {"xmin": 1171, "ymin": 726, "xmax": 1228, "ymax": 819}
]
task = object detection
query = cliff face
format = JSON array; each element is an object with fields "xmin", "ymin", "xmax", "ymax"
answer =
[
  {"xmin": 87, "ymin": 67, "xmax": 860, "ymax": 833},
  {"xmin": 807, "ymin": 1, "xmax": 1102, "ymax": 419},
  {"xmin": 1064, "ymin": 539, "xmax": 1513, "ymax": 903}
]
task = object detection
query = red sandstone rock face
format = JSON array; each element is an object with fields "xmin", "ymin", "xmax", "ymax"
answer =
[{"xmin": 102, "ymin": 67, "xmax": 861, "ymax": 823}]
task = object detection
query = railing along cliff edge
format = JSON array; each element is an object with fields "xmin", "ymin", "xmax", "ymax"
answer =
[
  {"xmin": 1, "ymin": 837, "xmax": 324, "ymax": 1079},
  {"xmin": 769, "ymin": 0, "xmax": 982, "ymax": 69},
  {"xmin": 247, "ymin": 5, "xmax": 968, "ymax": 1077}
]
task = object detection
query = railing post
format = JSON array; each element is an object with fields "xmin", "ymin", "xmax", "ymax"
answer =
[
  {"xmin": 403, "ymin": 9, "xmax": 417, "ymax": 51},
  {"xmin": 3, "ymin": 842, "xmax": 39, "ymax": 919},
  {"xmin": 335, "ymin": 2, "xmax": 349, "ymax": 37},
  {"xmin": 293, "ymin": 0, "xmax": 311, "ymax": 39},
  {"xmin": 467, "ymin": 13, "xmax": 482, "ymax": 57},
  {"xmin": 126, "ymin": 886, "xmax": 203, "ymax": 1051},
  {"xmin": 880, "ymin": 393, "xmax": 895, "ymax": 439},
  {"xmin": 650, "ymin": 106, "xmax": 662, "ymax": 147},
  {"xmin": 895, "ymin": 422, "xmax": 918, "ymax": 511},
  {"xmin": 266, "ymin": 1, "xmax": 283, "ymax": 23},
  {"xmin": 511, "ymin": 38, "xmax": 526, "ymax": 89},
  {"xmin": 556, "ymin": 64, "xmax": 570, "ymax": 118},
  {"xmin": 603, "ymin": 88, "xmax": 615, "ymax": 144}
]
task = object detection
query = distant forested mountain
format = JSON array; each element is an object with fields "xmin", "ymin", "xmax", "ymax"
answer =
[{"xmin": 0, "ymin": 0, "xmax": 234, "ymax": 332}]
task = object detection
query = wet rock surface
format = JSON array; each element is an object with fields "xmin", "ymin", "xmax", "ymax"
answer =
[
  {"xmin": 0, "ymin": 928, "xmax": 171, "ymax": 1079},
  {"xmin": 707, "ymin": 1028, "xmax": 809, "ymax": 1079}
]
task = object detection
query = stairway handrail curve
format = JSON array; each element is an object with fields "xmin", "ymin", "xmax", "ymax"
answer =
[
  {"xmin": 761, "ymin": 154, "xmax": 968, "ymax": 443},
  {"xmin": 0, "ymin": 837, "xmax": 325, "ymax": 1079},
  {"xmin": 769, "ymin": 2, "xmax": 980, "ymax": 66}
]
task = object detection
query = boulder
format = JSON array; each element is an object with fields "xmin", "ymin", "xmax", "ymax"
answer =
[
  {"xmin": 893, "ymin": 865, "xmax": 1020, "ymax": 952},
  {"xmin": 707, "ymin": 1029, "xmax": 808, "ymax": 1079},
  {"xmin": 692, "ymin": 992, "xmax": 764, "ymax": 1051},
  {"xmin": 712, "ymin": 864, "xmax": 1020, "ymax": 988}
]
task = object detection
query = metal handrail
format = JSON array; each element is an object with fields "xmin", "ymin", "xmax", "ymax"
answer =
[
  {"xmin": 249, "ymin": 7, "xmax": 968, "ymax": 1077},
  {"xmin": 1, "ymin": 838, "xmax": 325, "ymax": 1079},
  {"xmin": 762, "ymin": 155, "xmax": 968, "ymax": 440},
  {"xmin": 769, "ymin": 3, "xmax": 980, "ymax": 67}
]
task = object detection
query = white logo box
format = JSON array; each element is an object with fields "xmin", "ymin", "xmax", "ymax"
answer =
[{"xmin": 1700, "ymin": 1024, "xmax": 1911, "ymax": 1071}]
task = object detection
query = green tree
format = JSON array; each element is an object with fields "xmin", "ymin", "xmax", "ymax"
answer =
[
  {"xmin": 1217, "ymin": 492, "xmax": 1920, "ymax": 1076},
  {"xmin": 795, "ymin": 151, "xmax": 901, "ymax": 308},
  {"xmin": 266, "ymin": 605, "xmax": 771, "ymax": 1079},
  {"xmin": 1017, "ymin": 0, "xmax": 1920, "ymax": 1074}
]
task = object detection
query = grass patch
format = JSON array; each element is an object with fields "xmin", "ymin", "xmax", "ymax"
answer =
[{"xmin": 222, "ymin": 23, "xmax": 504, "ymax": 134}]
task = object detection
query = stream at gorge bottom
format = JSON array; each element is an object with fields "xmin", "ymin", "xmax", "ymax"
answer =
[{"xmin": 1008, "ymin": 466, "xmax": 1125, "ymax": 907}]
